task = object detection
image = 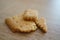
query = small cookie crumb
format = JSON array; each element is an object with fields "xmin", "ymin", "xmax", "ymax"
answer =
[
  {"xmin": 35, "ymin": 17, "xmax": 47, "ymax": 33},
  {"xmin": 23, "ymin": 9, "xmax": 38, "ymax": 22}
]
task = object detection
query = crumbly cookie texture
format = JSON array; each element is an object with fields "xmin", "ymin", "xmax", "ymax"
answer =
[
  {"xmin": 23, "ymin": 9, "xmax": 38, "ymax": 22},
  {"xmin": 5, "ymin": 15, "xmax": 37, "ymax": 33},
  {"xmin": 35, "ymin": 17, "xmax": 47, "ymax": 33}
]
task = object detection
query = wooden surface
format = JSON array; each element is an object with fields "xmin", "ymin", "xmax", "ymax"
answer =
[{"xmin": 0, "ymin": 0, "xmax": 60, "ymax": 40}]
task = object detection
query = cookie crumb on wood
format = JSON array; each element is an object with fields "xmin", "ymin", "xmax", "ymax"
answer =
[
  {"xmin": 5, "ymin": 15, "xmax": 37, "ymax": 33},
  {"xmin": 23, "ymin": 9, "xmax": 38, "ymax": 22},
  {"xmin": 35, "ymin": 17, "xmax": 47, "ymax": 33}
]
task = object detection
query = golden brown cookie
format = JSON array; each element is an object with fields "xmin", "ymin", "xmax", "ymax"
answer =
[
  {"xmin": 5, "ymin": 15, "xmax": 37, "ymax": 33},
  {"xmin": 23, "ymin": 9, "xmax": 38, "ymax": 22},
  {"xmin": 35, "ymin": 17, "xmax": 47, "ymax": 33}
]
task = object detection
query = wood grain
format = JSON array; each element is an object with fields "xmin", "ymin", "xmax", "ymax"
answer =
[{"xmin": 0, "ymin": 0, "xmax": 60, "ymax": 40}]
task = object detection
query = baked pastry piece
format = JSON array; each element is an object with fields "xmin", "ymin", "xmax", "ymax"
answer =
[
  {"xmin": 23, "ymin": 9, "xmax": 38, "ymax": 22},
  {"xmin": 35, "ymin": 17, "xmax": 47, "ymax": 33},
  {"xmin": 5, "ymin": 15, "xmax": 37, "ymax": 33}
]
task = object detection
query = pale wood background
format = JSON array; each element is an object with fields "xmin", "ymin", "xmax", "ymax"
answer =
[{"xmin": 0, "ymin": 0, "xmax": 60, "ymax": 40}]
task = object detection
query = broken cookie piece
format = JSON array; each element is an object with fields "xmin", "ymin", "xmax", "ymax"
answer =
[
  {"xmin": 5, "ymin": 15, "xmax": 37, "ymax": 33},
  {"xmin": 23, "ymin": 9, "xmax": 38, "ymax": 22},
  {"xmin": 35, "ymin": 17, "xmax": 47, "ymax": 33}
]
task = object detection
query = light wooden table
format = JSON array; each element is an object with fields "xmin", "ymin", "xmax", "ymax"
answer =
[{"xmin": 0, "ymin": 0, "xmax": 60, "ymax": 40}]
